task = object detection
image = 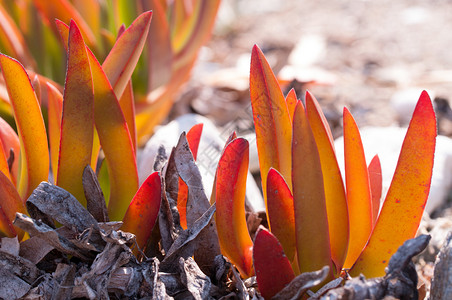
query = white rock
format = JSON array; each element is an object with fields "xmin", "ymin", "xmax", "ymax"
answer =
[
  {"xmin": 334, "ymin": 127, "xmax": 452, "ymax": 215},
  {"xmin": 138, "ymin": 114, "xmax": 265, "ymax": 212}
]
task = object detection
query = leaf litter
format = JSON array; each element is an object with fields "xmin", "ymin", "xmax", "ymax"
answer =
[{"xmin": 0, "ymin": 131, "xmax": 434, "ymax": 299}]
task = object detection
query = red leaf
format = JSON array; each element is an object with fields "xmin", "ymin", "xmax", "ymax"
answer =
[
  {"xmin": 253, "ymin": 226, "xmax": 295, "ymax": 299},
  {"xmin": 122, "ymin": 172, "xmax": 161, "ymax": 253}
]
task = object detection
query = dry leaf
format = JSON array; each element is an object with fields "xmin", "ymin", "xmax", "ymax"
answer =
[
  {"xmin": 83, "ymin": 165, "xmax": 109, "ymax": 222},
  {"xmin": 173, "ymin": 133, "xmax": 221, "ymax": 276},
  {"xmin": 26, "ymin": 182, "xmax": 98, "ymax": 233}
]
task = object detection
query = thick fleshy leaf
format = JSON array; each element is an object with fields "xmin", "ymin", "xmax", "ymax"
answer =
[
  {"xmin": 0, "ymin": 54, "xmax": 49, "ymax": 200},
  {"xmin": 305, "ymin": 91, "xmax": 349, "ymax": 272},
  {"xmin": 118, "ymin": 80, "xmax": 137, "ymax": 154},
  {"xmin": 46, "ymin": 83, "xmax": 63, "ymax": 182},
  {"xmin": 0, "ymin": 117, "xmax": 20, "ymax": 184},
  {"xmin": 0, "ymin": 139, "xmax": 12, "ymax": 183},
  {"xmin": 141, "ymin": 0, "xmax": 173, "ymax": 91},
  {"xmin": 172, "ymin": 0, "xmax": 221, "ymax": 68},
  {"xmin": 266, "ymin": 168, "xmax": 296, "ymax": 264},
  {"xmin": 56, "ymin": 21, "xmax": 94, "ymax": 206},
  {"xmin": 88, "ymin": 47, "xmax": 139, "ymax": 221},
  {"xmin": 209, "ymin": 131, "xmax": 237, "ymax": 206},
  {"xmin": 122, "ymin": 171, "xmax": 161, "ymax": 253},
  {"xmin": 285, "ymin": 88, "xmax": 298, "ymax": 121},
  {"xmin": 342, "ymin": 107, "xmax": 373, "ymax": 269},
  {"xmin": 177, "ymin": 123, "xmax": 203, "ymax": 229},
  {"xmin": 0, "ymin": 4, "xmax": 35, "ymax": 69},
  {"xmin": 0, "ymin": 171, "xmax": 26, "ymax": 239},
  {"xmin": 350, "ymin": 91, "xmax": 436, "ymax": 278},
  {"xmin": 368, "ymin": 154, "xmax": 382, "ymax": 226},
  {"xmin": 215, "ymin": 138, "xmax": 254, "ymax": 277},
  {"xmin": 102, "ymin": 11, "xmax": 152, "ymax": 99},
  {"xmin": 56, "ymin": 19, "xmax": 139, "ymax": 219},
  {"xmin": 32, "ymin": 0, "xmax": 97, "ymax": 47},
  {"xmin": 253, "ymin": 226, "xmax": 295, "ymax": 299},
  {"xmin": 250, "ymin": 45, "xmax": 292, "ymax": 209},
  {"xmin": 292, "ymin": 102, "xmax": 332, "ymax": 275}
]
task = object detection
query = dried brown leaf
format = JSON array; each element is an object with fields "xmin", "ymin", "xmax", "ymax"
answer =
[
  {"xmin": 1, "ymin": 236, "xmax": 19, "ymax": 256},
  {"xmin": 14, "ymin": 213, "xmax": 92, "ymax": 260},
  {"xmin": 26, "ymin": 182, "xmax": 98, "ymax": 233},
  {"xmin": 161, "ymin": 203, "xmax": 216, "ymax": 272},
  {"xmin": 271, "ymin": 266, "xmax": 330, "ymax": 300},
  {"xmin": 180, "ymin": 257, "xmax": 212, "ymax": 300},
  {"xmin": 174, "ymin": 133, "xmax": 221, "ymax": 275},
  {"xmin": 83, "ymin": 165, "xmax": 109, "ymax": 222},
  {"xmin": 19, "ymin": 236, "xmax": 55, "ymax": 264}
]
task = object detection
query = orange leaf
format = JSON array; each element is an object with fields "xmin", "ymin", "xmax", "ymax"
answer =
[
  {"xmin": 253, "ymin": 226, "xmax": 295, "ymax": 299},
  {"xmin": 122, "ymin": 171, "xmax": 161, "ymax": 253},
  {"xmin": 56, "ymin": 21, "xmax": 94, "ymax": 206},
  {"xmin": 292, "ymin": 102, "xmax": 332, "ymax": 275},
  {"xmin": 88, "ymin": 47, "xmax": 139, "ymax": 221},
  {"xmin": 0, "ymin": 4, "xmax": 35, "ymax": 69},
  {"xmin": 172, "ymin": 0, "xmax": 221, "ymax": 68},
  {"xmin": 215, "ymin": 138, "xmax": 254, "ymax": 277},
  {"xmin": 0, "ymin": 54, "xmax": 49, "ymax": 200},
  {"xmin": 32, "ymin": 0, "xmax": 97, "ymax": 47},
  {"xmin": 0, "ymin": 171, "xmax": 26, "ymax": 239},
  {"xmin": 209, "ymin": 131, "xmax": 237, "ymax": 206},
  {"xmin": 285, "ymin": 88, "xmax": 298, "ymax": 121},
  {"xmin": 305, "ymin": 91, "xmax": 349, "ymax": 272},
  {"xmin": 350, "ymin": 91, "xmax": 436, "ymax": 278},
  {"xmin": 102, "ymin": 11, "xmax": 153, "ymax": 99},
  {"xmin": 0, "ymin": 139, "xmax": 12, "ymax": 183},
  {"xmin": 118, "ymin": 80, "xmax": 137, "ymax": 154},
  {"xmin": 46, "ymin": 83, "xmax": 63, "ymax": 182},
  {"xmin": 266, "ymin": 168, "xmax": 296, "ymax": 264},
  {"xmin": 141, "ymin": 0, "xmax": 173, "ymax": 90},
  {"xmin": 342, "ymin": 107, "xmax": 373, "ymax": 269},
  {"xmin": 250, "ymin": 45, "xmax": 292, "ymax": 210},
  {"xmin": 177, "ymin": 123, "xmax": 203, "ymax": 229},
  {"xmin": 368, "ymin": 154, "xmax": 382, "ymax": 226},
  {"xmin": 0, "ymin": 117, "xmax": 20, "ymax": 185}
]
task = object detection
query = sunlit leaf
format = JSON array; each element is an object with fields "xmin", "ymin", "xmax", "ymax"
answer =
[
  {"xmin": 215, "ymin": 138, "xmax": 254, "ymax": 277},
  {"xmin": 32, "ymin": 0, "xmax": 97, "ymax": 47},
  {"xmin": 102, "ymin": 11, "xmax": 153, "ymax": 99},
  {"xmin": 305, "ymin": 91, "xmax": 349, "ymax": 273},
  {"xmin": 46, "ymin": 82, "xmax": 63, "ymax": 182},
  {"xmin": 350, "ymin": 91, "xmax": 436, "ymax": 278},
  {"xmin": 250, "ymin": 45, "xmax": 292, "ymax": 211},
  {"xmin": 0, "ymin": 171, "xmax": 26, "ymax": 239},
  {"xmin": 0, "ymin": 54, "xmax": 49, "ymax": 200},
  {"xmin": 88, "ymin": 45, "xmax": 139, "ymax": 221},
  {"xmin": 0, "ymin": 117, "xmax": 19, "ymax": 184},
  {"xmin": 285, "ymin": 88, "xmax": 298, "ymax": 121},
  {"xmin": 172, "ymin": 0, "xmax": 221, "ymax": 69},
  {"xmin": 368, "ymin": 154, "xmax": 382, "ymax": 226},
  {"xmin": 56, "ymin": 21, "xmax": 93, "ymax": 206},
  {"xmin": 342, "ymin": 107, "xmax": 373, "ymax": 269},
  {"xmin": 253, "ymin": 226, "xmax": 295, "ymax": 299},
  {"xmin": 141, "ymin": 0, "xmax": 173, "ymax": 91},
  {"xmin": 266, "ymin": 168, "xmax": 296, "ymax": 265},
  {"xmin": 122, "ymin": 171, "xmax": 161, "ymax": 253},
  {"xmin": 292, "ymin": 102, "xmax": 332, "ymax": 275},
  {"xmin": 118, "ymin": 80, "xmax": 137, "ymax": 154},
  {"xmin": 0, "ymin": 4, "xmax": 35, "ymax": 69}
]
